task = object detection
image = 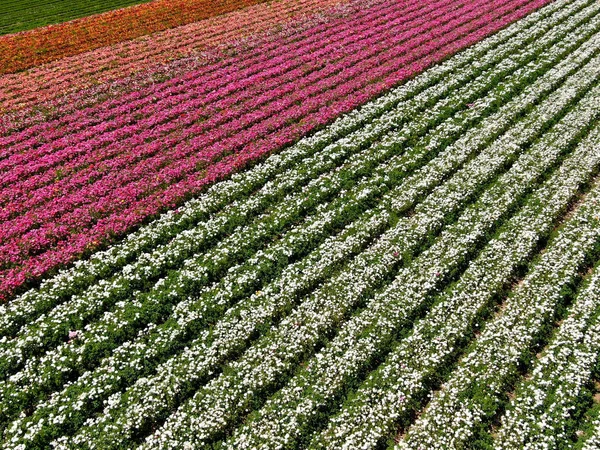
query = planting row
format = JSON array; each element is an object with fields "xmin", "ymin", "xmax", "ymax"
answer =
[
  {"xmin": 0, "ymin": 0, "xmax": 562, "ymax": 299},
  {"xmin": 2, "ymin": 2, "xmax": 600, "ymax": 446},
  {"xmin": 0, "ymin": 0, "xmax": 406, "ymax": 153},
  {"xmin": 137, "ymin": 47, "xmax": 600, "ymax": 448},
  {"xmin": 396, "ymin": 177, "xmax": 600, "ymax": 448},
  {"xmin": 0, "ymin": 0, "xmax": 273, "ymax": 74},
  {"xmin": 79, "ymin": 56, "xmax": 600, "ymax": 450},
  {"xmin": 321, "ymin": 109, "xmax": 600, "ymax": 450},
  {"xmin": 0, "ymin": 0, "xmax": 350, "ymax": 114},
  {"xmin": 237, "ymin": 111, "xmax": 600, "ymax": 450},
  {"xmin": 3, "ymin": 7, "xmax": 575, "ymax": 433},
  {"xmin": 1, "ymin": 0, "xmax": 591, "ymax": 378},
  {"xmin": 0, "ymin": 0, "xmax": 594, "ymax": 381}
]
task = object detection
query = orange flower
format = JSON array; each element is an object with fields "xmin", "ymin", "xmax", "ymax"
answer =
[{"xmin": 0, "ymin": 0, "xmax": 272, "ymax": 75}]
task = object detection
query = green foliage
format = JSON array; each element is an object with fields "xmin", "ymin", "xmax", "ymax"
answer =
[{"xmin": 0, "ymin": 0, "xmax": 155, "ymax": 35}]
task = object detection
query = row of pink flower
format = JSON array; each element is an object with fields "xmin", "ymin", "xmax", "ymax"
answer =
[
  {"xmin": 0, "ymin": 0, "xmax": 390, "ymax": 155},
  {"xmin": 0, "ymin": 0, "xmax": 350, "ymax": 114},
  {"xmin": 0, "ymin": 2, "xmax": 383, "ymax": 141},
  {"xmin": 0, "ymin": 0, "xmax": 416, "ymax": 191},
  {"xmin": 0, "ymin": 0, "xmax": 552, "ymax": 300},
  {"xmin": 0, "ymin": 0, "xmax": 456, "ymax": 233},
  {"xmin": 0, "ymin": 0, "xmax": 486, "ymax": 241},
  {"xmin": 1, "ymin": 0, "xmax": 395, "ymax": 148},
  {"xmin": 0, "ymin": 0, "xmax": 395, "ymax": 205}
]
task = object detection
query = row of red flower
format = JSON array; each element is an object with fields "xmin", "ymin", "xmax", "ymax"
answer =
[{"xmin": 0, "ymin": 0, "xmax": 270, "ymax": 74}]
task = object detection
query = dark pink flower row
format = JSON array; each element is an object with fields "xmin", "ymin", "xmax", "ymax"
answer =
[
  {"xmin": 0, "ymin": 0, "xmax": 351, "ymax": 114},
  {"xmin": 0, "ymin": 0, "xmax": 445, "ymax": 199},
  {"xmin": 0, "ymin": 0, "xmax": 552, "ymax": 300}
]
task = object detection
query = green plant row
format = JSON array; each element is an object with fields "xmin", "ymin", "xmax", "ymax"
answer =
[
  {"xmin": 397, "ymin": 116, "xmax": 600, "ymax": 449},
  {"xmin": 0, "ymin": 0, "xmax": 155, "ymax": 35}
]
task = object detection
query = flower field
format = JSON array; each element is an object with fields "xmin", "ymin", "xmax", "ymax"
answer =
[{"xmin": 1, "ymin": 0, "xmax": 600, "ymax": 448}]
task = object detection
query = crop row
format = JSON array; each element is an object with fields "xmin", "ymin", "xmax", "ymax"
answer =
[
  {"xmin": 317, "ymin": 111, "xmax": 600, "ymax": 450},
  {"xmin": 0, "ymin": 0, "xmax": 422, "ymax": 163},
  {"xmin": 0, "ymin": 0, "xmax": 155, "ymax": 35},
  {"xmin": 0, "ymin": 0, "xmax": 474, "ymax": 284},
  {"xmin": 0, "ymin": 0, "xmax": 274, "ymax": 74},
  {"xmin": 0, "ymin": 0, "xmax": 355, "ymax": 135},
  {"xmin": 3, "ymin": 7, "xmax": 573, "ymax": 437},
  {"xmin": 396, "ymin": 114, "xmax": 600, "ymax": 448},
  {"xmin": 239, "ymin": 116, "xmax": 600, "ymax": 450},
  {"xmin": 0, "ymin": 0, "xmax": 560, "ymax": 300},
  {"xmin": 493, "ymin": 267, "xmax": 600, "ymax": 449},
  {"xmin": 0, "ymin": 0, "xmax": 350, "ymax": 114},
  {"xmin": 2, "ymin": 1, "xmax": 599, "ymax": 445},
  {"xmin": 0, "ymin": 0, "xmax": 592, "ymax": 386}
]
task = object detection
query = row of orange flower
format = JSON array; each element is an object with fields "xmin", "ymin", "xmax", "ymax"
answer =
[{"xmin": 0, "ymin": 0, "xmax": 270, "ymax": 75}]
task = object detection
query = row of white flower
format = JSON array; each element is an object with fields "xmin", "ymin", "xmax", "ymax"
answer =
[
  {"xmin": 580, "ymin": 409, "xmax": 600, "ymax": 449},
  {"xmin": 133, "ymin": 37, "xmax": 600, "ymax": 450},
  {"xmin": 0, "ymin": 0, "xmax": 580, "ymax": 342},
  {"xmin": 2, "ymin": 3, "xmax": 587, "ymax": 444},
  {"xmin": 312, "ymin": 119, "xmax": 600, "ymax": 450},
  {"xmin": 493, "ymin": 267, "xmax": 600, "ymax": 449},
  {"xmin": 4, "ymin": 5, "xmax": 597, "ymax": 448},
  {"xmin": 226, "ymin": 62, "xmax": 600, "ymax": 449},
  {"xmin": 396, "ymin": 101, "xmax": 600, "ymax": 448},
  {"xmin": 5, "ymin": 9, "xmax": 584, "ymax": 446}
]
